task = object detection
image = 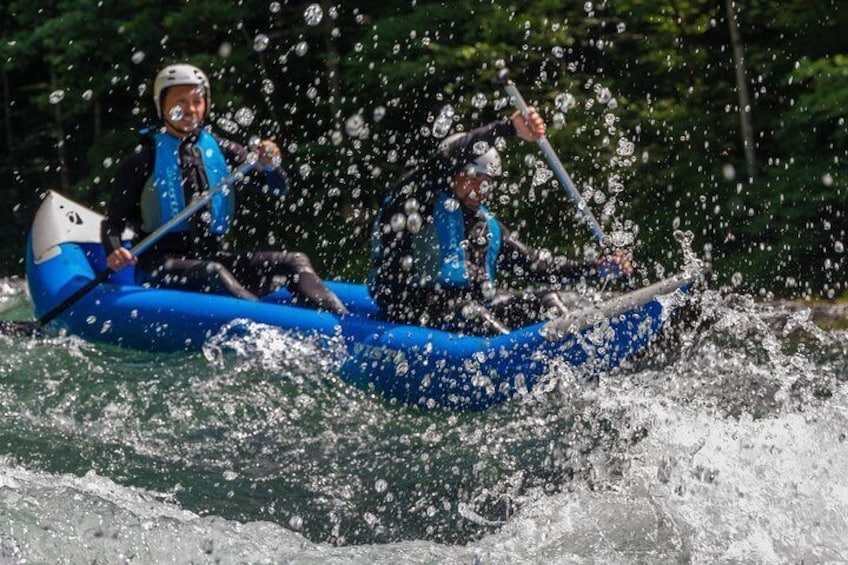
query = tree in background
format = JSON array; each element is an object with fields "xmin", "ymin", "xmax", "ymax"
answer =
[{"xmin": 0, "ymin": 0, "xmax": 845, "ymax": 299}]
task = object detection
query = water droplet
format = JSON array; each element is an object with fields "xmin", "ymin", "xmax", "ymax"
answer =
[
  {"xmin": 404, "ymin": 199, "xmax": 420, "ymax": 214},
  {"xmin": 555, "ymin": 93, "xmax": 576, "ymax": 111},
  {"xmin": 216, "ymin": 117, "xmax": 238, "ymax": 134},
  {"xmin": 102, "ymin": 157, "xmax": 113, "ymax": 168},
  {"xmin": 234, "ymin": 107, "xmax": 255, "ymax": 127},
  {"xmin": 432, "ymin": 105, "xmax": 455, "ymax": 138},
  {"xmin": 481, "ymin": 280, "xmax": 496, "ymax": 300},
  {"xmin": 471, "ymin": 93, "xmax": 487, "ymax": 109},
  {"xmin": 269, "ymin": 1, "xmax": 281, "ymax": 14},
  {"xmin": 131, "ymin": 51, "xmax": 145, "ymax": 64},
  {"xmin": 835, "ymin": 241, "xmax": 845, "ymax": 253},
  {"xmin": 551, "ymin": 46, "xmax": 564, "ymax": 58},
  {"xmin": 443, "ymin": 198, "xmax": 460, "ymax": 212},
  {"xmin": 400, "ymin": 255, "xmax": 414, "ymax": 271},
  {"xmin": 731, "ymin": 272, "xmax": 743, "ymax": 287},
  {"xmin": 298, "ymin": 164, "xmax": 311, "ymax": 178},
  {"xmin": 532, "ymin": 167, "xmax": 554, "ymax": 186},
  {"xmin": 375, "ymin": 479, "xmax": 388, "ymax": 493},
  {"xmin": 472, "ymin": 141, "xmax": 490, "ymax": 155},
  {"xmin": 722, "ymin": 164, "xmax": 736, "ymax": 181},
  {"xmin": 304, "ymin": 3, "xmax": 323, "ymax": 26},
  {"xmin": 48, "ymin": 90, "xmax": 65, "ymax": 104},
  {"xmin": 822, "ymin": 173, "xmax": 834, "ymax": 186},
  {"xmin": 609, "ymin": 230, "xmax": 634, "ymax": 247},
  {"xmin": 617, "ymin": 22, "xmax": 627, "ymax": 33},
  {"xmin": 253, "ymin": 34, "xmax": 270, "ymax": 52},
  {"xmin": 596, "ymin": 86, "xmax": 612, "ymax": 104},
  {"xmin": 169, "ymin": 105, "xmax": 184, "ymax": 121},
  {"xmin": 219, "ymin": 42, "xmax": 233, "ymax": 58},
  {"xmin": 390, "ymin": 213, "xmax": 406, "ymax": 232},
  {"xmin": 306, "ymin": 86, "xmax": 318, "ymax": 100},
  {"xmin": 81, "ymin": 89, "xmax": 93, "ymax": 101},
  {"xmin": 406, "ymin": 212, "xmax": 423, "ymax": 234},
  {"xmin": 552, "ymin": 112, "xmax": 566, "ymax": 129},
  {"xmin": 262, "ymin": 79, "xmax": 275, "ymax": 94},
  {"xmin": 295, "ymin": 41, "xmax": 309, "ymax": 56},
  {"xmin": 345, "ymin": 114, "xmax": 364, "ymax": 137},
  {"xmin": 373, "ymin": 106, "xmax": 386, "ymax": 122},
  {"xmin": 616, "ymin": 138, "xmax": 635, "ymax": 156},
  {"xmin": 584, "ymin": 2, "xmax": 593, "ymax": 12},
  {"xmin": 289, "ymin": 515, "xmax": 303, "ymax": 530},
  {"xmin": 673, "ymin": 230, "xmax": 694, "ymax": 245}
]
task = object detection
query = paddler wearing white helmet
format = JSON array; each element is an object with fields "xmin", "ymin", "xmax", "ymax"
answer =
[{"xmin": 99, "ymin": 64, "xmax": 348, "ymax": 315}]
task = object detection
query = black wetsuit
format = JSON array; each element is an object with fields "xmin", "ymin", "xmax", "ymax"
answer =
[
  {"xmin": 101, "ymin": 130, "xmax": 348, "ymax": 315},
  {"xmin": 369, "ymin": 119, "xmax": 599, "ymax": 333}
]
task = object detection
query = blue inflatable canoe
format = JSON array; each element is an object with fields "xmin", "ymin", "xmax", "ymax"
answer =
[{"xmin": 26, "ymin": 191, "xmax": 697, "ymax": 410}]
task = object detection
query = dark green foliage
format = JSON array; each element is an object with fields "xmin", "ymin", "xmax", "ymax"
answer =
[{"xmin": 1, "ymin": 0, "xmax": 846, "ymax": 296}]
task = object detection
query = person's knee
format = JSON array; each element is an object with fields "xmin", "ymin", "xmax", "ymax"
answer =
[
  {"xmin": 289, "ymin": 252, "xmax": 316, "ymax": 274},
  {"xmin": 205, "ymin": 261, "xmax": 226, "ymax": 276}
]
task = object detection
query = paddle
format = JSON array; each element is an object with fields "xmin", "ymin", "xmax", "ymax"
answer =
[
  {"xmin": 0, "ymin": 159, "xmax": 257, "ymax": 337},
  {"xmin": 498, "ymin": 68, "xmax": 607, "ymax": 244},
  {"xmin": 498, "ymin": 68, "xmax": 638, "ymax": 290}
]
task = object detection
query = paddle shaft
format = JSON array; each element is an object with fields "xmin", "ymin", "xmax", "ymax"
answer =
[
  {"xmin": 37, "ymin": 160, "xmax": 257, "ymax": 326},
  {"xmin": 500, "ymin": 76, "xmax": 606, "ymax": 244}
]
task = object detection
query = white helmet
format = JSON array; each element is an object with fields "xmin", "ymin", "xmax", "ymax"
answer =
[
  {"xmin": 153, "ymin": 64, "xmax": 211, "ymax": 119},
  {"xmin": 440, "ymin": 133, "xmax": 503, "ymax": 178}
]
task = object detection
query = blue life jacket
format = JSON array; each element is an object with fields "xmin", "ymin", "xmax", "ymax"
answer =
[
  {"xmin": 369, "ymin": 191, "xmax": 502, "ymax": 293},
  {"xmin": 432, "ymin": 191, "xmax": 502, "ymax": 287},
  {"xmin": 147, "ymin": 130, "xmax": 232, "ymax": 234}
]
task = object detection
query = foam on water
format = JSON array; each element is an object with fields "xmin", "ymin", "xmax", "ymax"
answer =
[
  {"xmin": 2, "ymin": 277, "xmax": 848, "ymax": 562},
  {"xmin": 0, "ymin": 460, "xmax": 477, "ymax": 564}
]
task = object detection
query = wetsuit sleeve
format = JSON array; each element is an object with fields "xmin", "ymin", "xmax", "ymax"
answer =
[
  {"xmin": 217, "ymin": 137, "xmax": 290, "ymax": 197},
  {"xmin": 100, "ymin": 144, "xmax": 153, "ymax": 256},
  {"xmin": 498, "ymin": 222, "xmax": 598, "ymax": 284}
]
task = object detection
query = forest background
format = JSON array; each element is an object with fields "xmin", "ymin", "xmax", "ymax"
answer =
[{"xmin": 1, "ymin": 0, "xmax": 846, "ymax": 298}]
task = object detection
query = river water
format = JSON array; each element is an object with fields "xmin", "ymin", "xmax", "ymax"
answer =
[{"xmin": 1, "ymin": 278, "xmax": 847, "ymax": 564}]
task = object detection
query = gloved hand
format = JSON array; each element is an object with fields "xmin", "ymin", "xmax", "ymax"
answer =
[{"xmin": 597, "ymin": 250, "xmax": 633, "ymax": 281}]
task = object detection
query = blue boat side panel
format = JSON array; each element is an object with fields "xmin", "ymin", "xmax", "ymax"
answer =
[
  {"xmin": 26, "ymin": 229, "xmax": 691, "ymax": 410},
  {"xmin": 260, "ymin": 281, "xmax": 380, "ymax": 319}
]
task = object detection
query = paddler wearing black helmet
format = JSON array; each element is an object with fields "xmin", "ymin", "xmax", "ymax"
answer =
[
  {"xmin": 100, "ymin": 64, "xmax": 348, "ymax": 315},
  {"xmin": 368, "ymin": 106, "xmax": 631, "ymax": 335}
]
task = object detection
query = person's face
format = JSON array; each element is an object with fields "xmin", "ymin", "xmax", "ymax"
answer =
[
  {"xmin": 452, "ymin": 172, "xmax": 494, "ymax": 210},
  {"xmin": 162, "ymin": 84, "xmax": 206, "ymax": 137}
]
